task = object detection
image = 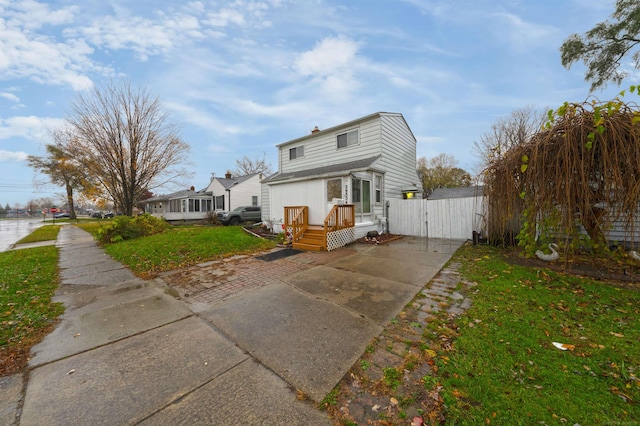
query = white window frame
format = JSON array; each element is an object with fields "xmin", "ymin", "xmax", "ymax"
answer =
[
  {"xmin": 375, "ymin": 175, "xmax": 382, "ymax": 204},
  {"xmin": 337, "ymin": 129, "xmax": 359, "ymax": 149},
  {"xmin": 289, "ymin": 145, "xmax": 304, "ymax": 160}
]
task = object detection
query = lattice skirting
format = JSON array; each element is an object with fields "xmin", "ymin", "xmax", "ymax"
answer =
[{"xmin": 327, "ymin": 227, "xmax": 355, "ymax": 251}]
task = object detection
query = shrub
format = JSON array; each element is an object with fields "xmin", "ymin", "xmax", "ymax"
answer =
[
  {"xmin": 206, "ymin": 210, "xmax": 221, "ymax": 225},
  {"xmin": 96, "ymin": 213, "xmax": 169, "ymax": 243}
]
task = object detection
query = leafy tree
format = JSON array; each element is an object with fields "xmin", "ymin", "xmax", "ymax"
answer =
[
  {"xmin": 233, "ymin": 153, "xmax": 273, "ymax": 176},
  {"xmin": 473, "ymin": 106, "xmax": 546, "ymax": 174},
  {"xmin": 66, "ymin": 80, "xmax": 191, "ymax": 216},
  {"xmin": 0, "ymin": 203, "xmax": 4, "ymax": 214},
  {"xmin": 417, "ymin": 154, "xmax": 472, "ymax": 198},
  {"xmin": 27, "ymin": 132, "xmax": 85, "ymax": 220},
  {"xmin": 561, "ymin": 0, "xmax": 640, "ymax": 91}
]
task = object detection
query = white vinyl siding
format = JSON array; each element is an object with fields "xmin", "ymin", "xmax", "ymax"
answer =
[
  {"xmin": 279, "ymin": 120, "xmax": 382, "ymax": 174},
  {"xmin": 379, "ymin": 114, "xmax": 421, "ymax": 201}
]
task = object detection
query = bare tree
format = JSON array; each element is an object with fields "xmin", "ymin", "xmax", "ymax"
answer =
[
  {"xmin": 233, "ymin": 153, "xmax": 273, "ymax": 177},
  {"xmin": 27, "ymin": 130, "xmax": 85, "ymax": 219},
  {"xmin": 473, "ymin": 105, "xmax": 546, "ymax": 173},
  {"xmin": 66, "ymin": 80, "xmax": 191, "ymax": 215},
  {"xmin": 417, "ymin": 153, "xmax": 472, "ymax": 198}
]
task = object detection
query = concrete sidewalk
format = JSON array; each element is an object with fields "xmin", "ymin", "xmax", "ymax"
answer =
[{"xmin": 7, "ymin": 226, "xmax": 463, "ymax": 425}]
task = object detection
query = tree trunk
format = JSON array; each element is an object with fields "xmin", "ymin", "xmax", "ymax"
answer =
[{"xmin": 66, "ymin": 184, "xmax": 76, "ymax": 220}]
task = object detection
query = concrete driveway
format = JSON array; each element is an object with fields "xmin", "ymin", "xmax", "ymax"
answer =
[{"xmin": 12, "ymin": 227, "xmax": 463, "ymax": 425}]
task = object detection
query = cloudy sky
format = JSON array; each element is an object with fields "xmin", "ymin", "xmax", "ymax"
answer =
[{"xmin": 0, "ymin": 0, "xmax": 634, "ymax": 207}]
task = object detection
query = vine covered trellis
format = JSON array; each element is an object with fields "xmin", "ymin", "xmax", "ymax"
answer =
[{"xmin": 485, "ymin": 88, "xmax": 640, "ymax": 255}]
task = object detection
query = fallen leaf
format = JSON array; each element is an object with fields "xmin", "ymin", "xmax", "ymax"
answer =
[
  {"xmin": 411, "ymin": 417, "xmax": 424, "ymax": 426},
  {"xmin": 66, "ymin": 369, "xmax": 76, "ymax": 375},
  {"xmin": 390, "ymin": 397, "xmax": 398, "ymax": 406},
  {"xmin": 552, "ymin": 342, "xmax": 575, "ymax": 351},
  {"xmin": 372, "ymin": 404, "xmax": 380, "ymax": 412},
  {"xmin": 610, "ymin": 332, "xmax": 625, "ymax": 338}
]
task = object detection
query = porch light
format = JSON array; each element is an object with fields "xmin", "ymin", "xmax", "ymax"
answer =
[{"xmin": 401, "ymin": 184, "xmax": 421, "ymax": 200}]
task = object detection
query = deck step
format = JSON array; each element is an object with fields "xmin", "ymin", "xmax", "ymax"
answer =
[
  {"xmin": 292, "ymin": 224, "xmax": 326, "ymax": 251},
  {"xmin": 293, "ymin": 242, "xmax": 324, "ymax": 251}
]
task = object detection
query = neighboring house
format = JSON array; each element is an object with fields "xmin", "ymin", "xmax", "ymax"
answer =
[
  {"xmin": 262, "ymin": 112, "xmax": 422, "ymax": 250},
  {"xmin": 141, "ymin": 187, "xmax": 214, "ymax": 222},
  {"xmin": 204, "ymin": 172, "xmax": 262, "ymax": 212},
  {"xmin": 140, "ymin": 172, "xmax": 262, "ymax": 222}
]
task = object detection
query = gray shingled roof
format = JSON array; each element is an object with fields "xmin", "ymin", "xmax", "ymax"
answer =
[
  {"xmin": 142, "ymin": 189, "xmax": 212, "ymax": 203},
  {"xmin": 215, "ymin": 173, "xmax": 260, "ymax": 190},
  {"xmin": 428, "ymin": 186, "xmax": 484, "ymax": 200},
  {"xmin": 263, "ymin": 155, "xmax": 382, "ymax": 183}
]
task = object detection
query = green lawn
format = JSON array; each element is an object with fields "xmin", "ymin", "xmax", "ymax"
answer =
[
  {"xmin": 15, "ymin": 225, "xmax": 61, "ymax": 244},
  {"xmin": 95, "ymin": 225, "xmax": 277, "ymax": 277},
  {"xmin": 0, "ymin": 246, "xmax": 63, "ymax": 375},
  {"xmin": 436, "ymin": 245, "xmax": 640, "ymax": 424}
]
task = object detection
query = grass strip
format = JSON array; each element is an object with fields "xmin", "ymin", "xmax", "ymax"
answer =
[
  {"xmin": 15, "ymin": 225, "xmax": 61, "ymax": 244},
  {"xmin": 101, "ymin": 225, "xmax": 277, "ymax": 277},
  {"xmin": 437, "ymin": 244, "xmax": 640, "ymax": 424},
  {"xmin": 0, "ymin": 246, "xmax": 63, "ymax": 376}
]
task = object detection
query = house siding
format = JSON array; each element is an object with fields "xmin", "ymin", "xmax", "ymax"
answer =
[
  {"xmin": 271, "ymin": 179, "xmax": 326, "ymax": 224},
  {"xmin": 265, "ymin": 112, "xmax": 419, "ymax": 239},
  {"xmin": 379, "ymin": 114, "xmax": 421, "ymax": 200},
  {"xmin": 205, "ymin": 174, "xmax": 262, "ymax": 211},
  {"xmin": 279, "ymin": 118, "xmax": 384, "ymax": 174}
]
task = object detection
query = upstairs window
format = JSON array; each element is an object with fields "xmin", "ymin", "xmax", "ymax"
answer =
[
  {"xmin": 337, "ymin": 129, "xmax": 358, "ymax": 149},
  {"xmin": 289, "ymin": 145, "xmax": 304, "ymax": 160}
]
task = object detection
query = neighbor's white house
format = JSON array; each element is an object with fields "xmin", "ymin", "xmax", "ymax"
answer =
[
  {"xmin": 141, "ymin": 172, "xmax": 262, "ymax": 222},
  {"xmin": 206, "ymin": 172, "xmax": 262, "ymax": 212},
  {"xmin": 261, "ymin": 112, "xmax": 422, "ymax": 250}
]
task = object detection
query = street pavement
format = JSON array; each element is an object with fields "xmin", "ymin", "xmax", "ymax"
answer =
[{"xmin": 3, "ymin": 226, "xmax": 463, "ymax": 425}]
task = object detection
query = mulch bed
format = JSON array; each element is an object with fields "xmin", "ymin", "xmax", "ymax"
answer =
[{"xmin": 503, "ymin": 248, "xmax": 640, "ymax": 291}]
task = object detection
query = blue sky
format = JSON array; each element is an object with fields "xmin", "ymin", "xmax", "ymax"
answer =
[{"xmin": 0, "ymin": 0, "xmax": 635, "ymax": 207}]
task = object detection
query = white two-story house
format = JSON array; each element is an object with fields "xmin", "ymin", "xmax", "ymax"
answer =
[{"xmin": 261, "ymin": 112, "xmax": 421, "ymax": 250}]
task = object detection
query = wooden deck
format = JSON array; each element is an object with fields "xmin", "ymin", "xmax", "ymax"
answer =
[{"xmin": 284, "ymin": 205, "xmax": 355, "ymax": 251}]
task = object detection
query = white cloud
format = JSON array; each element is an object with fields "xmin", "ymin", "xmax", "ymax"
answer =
[
  {"xmin": 1, "ymin": 92, "xmax": 20, "ymax": 102},
  {"xmin": 0, "ymin": 149, "xmax": 29, "ymax": 162},
  {"xmin": 293, "ymin": 35, "xmax": 362, "ymax": 101},
  {"xmin": 0, "ymin": 116, "xmax": 64, "ymax": 141},
  {"xmin": 492, "ymin": 12, "xmax": 558, "ymax": 52},
  {"xmin": 0, "ymin": 1, "xmax": 99, "ymax": 90}
]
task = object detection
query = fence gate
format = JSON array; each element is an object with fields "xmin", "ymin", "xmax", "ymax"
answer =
[{"xmin": 388, "ymin": 197, "xmax": 486, "ymax": 239}]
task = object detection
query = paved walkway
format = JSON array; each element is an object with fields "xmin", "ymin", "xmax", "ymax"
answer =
[{"xmin": 4, "ymin": 226, "xmax": 464, "ymax": 425}]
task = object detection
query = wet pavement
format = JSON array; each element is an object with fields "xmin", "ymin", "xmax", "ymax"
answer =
[
  {"xmin": 0, "ymin": 219, "xmax": 46, "ymax": 251},
  {"xmin": 5, "ymin": 226, "xmax": 465, "ymax": 425}
]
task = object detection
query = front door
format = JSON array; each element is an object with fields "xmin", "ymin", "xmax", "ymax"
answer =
[{"xmin": 352, "ymin": 177, "xmax": 371, "ymax": 222}]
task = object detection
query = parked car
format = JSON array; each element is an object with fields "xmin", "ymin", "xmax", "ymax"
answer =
[
  {"xmin": 91, "ymin": 212, "xmax": 103, "ymax": 218},
  {"xmin": 54, "ymin": 212, "xmax": 70, "ymax": 218},
  {"xmin": 103, "ymin": 212, "xmax": 114, "ymax": 218},
  {"xmin": 217, "ymin": 206, "xmax": 261, "ymax": 225}
]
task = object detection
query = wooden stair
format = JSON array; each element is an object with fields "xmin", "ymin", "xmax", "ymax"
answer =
[{"xmin": 292, "ymin": 225, "xmax": 325, "ymax": 251}]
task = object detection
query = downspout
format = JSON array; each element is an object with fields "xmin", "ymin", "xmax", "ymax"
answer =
[
  {"xmin": 385, "ymin": 200, "xmax": 390, "ymax": 234},
  {"xmin": 226, "ymin": 189, "xmax": 231, "ymax": 210}
]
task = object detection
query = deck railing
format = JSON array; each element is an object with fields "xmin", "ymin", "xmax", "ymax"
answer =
[
  {"xmin": 324, "ymin": 204, "xmax": 355, "ymax": 233},
  {"xmin": 284, "ymin": 206, "xmax": 308, "ymax": 243}
]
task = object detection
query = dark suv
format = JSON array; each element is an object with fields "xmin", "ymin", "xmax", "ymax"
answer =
[{"xmin": 217, "ymin": 206, "xmax": 261, "ymax": 225}]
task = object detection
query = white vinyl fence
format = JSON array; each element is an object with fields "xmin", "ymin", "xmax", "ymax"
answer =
[{"xmin": 387, "ymin": 197, "xmax": 486, "ymax": 239}]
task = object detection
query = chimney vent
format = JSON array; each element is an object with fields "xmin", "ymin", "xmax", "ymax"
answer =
[
  {"xmin": 190, "ymin": 186, "xmax": 195, "ymax": 191},
  {"xmin": 311, "ymin": 126, "xmax": 320, "ymax": 134},
  {"xmin": 225, "ymin": 171, "xmax": 232, "ymax": 179}
]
